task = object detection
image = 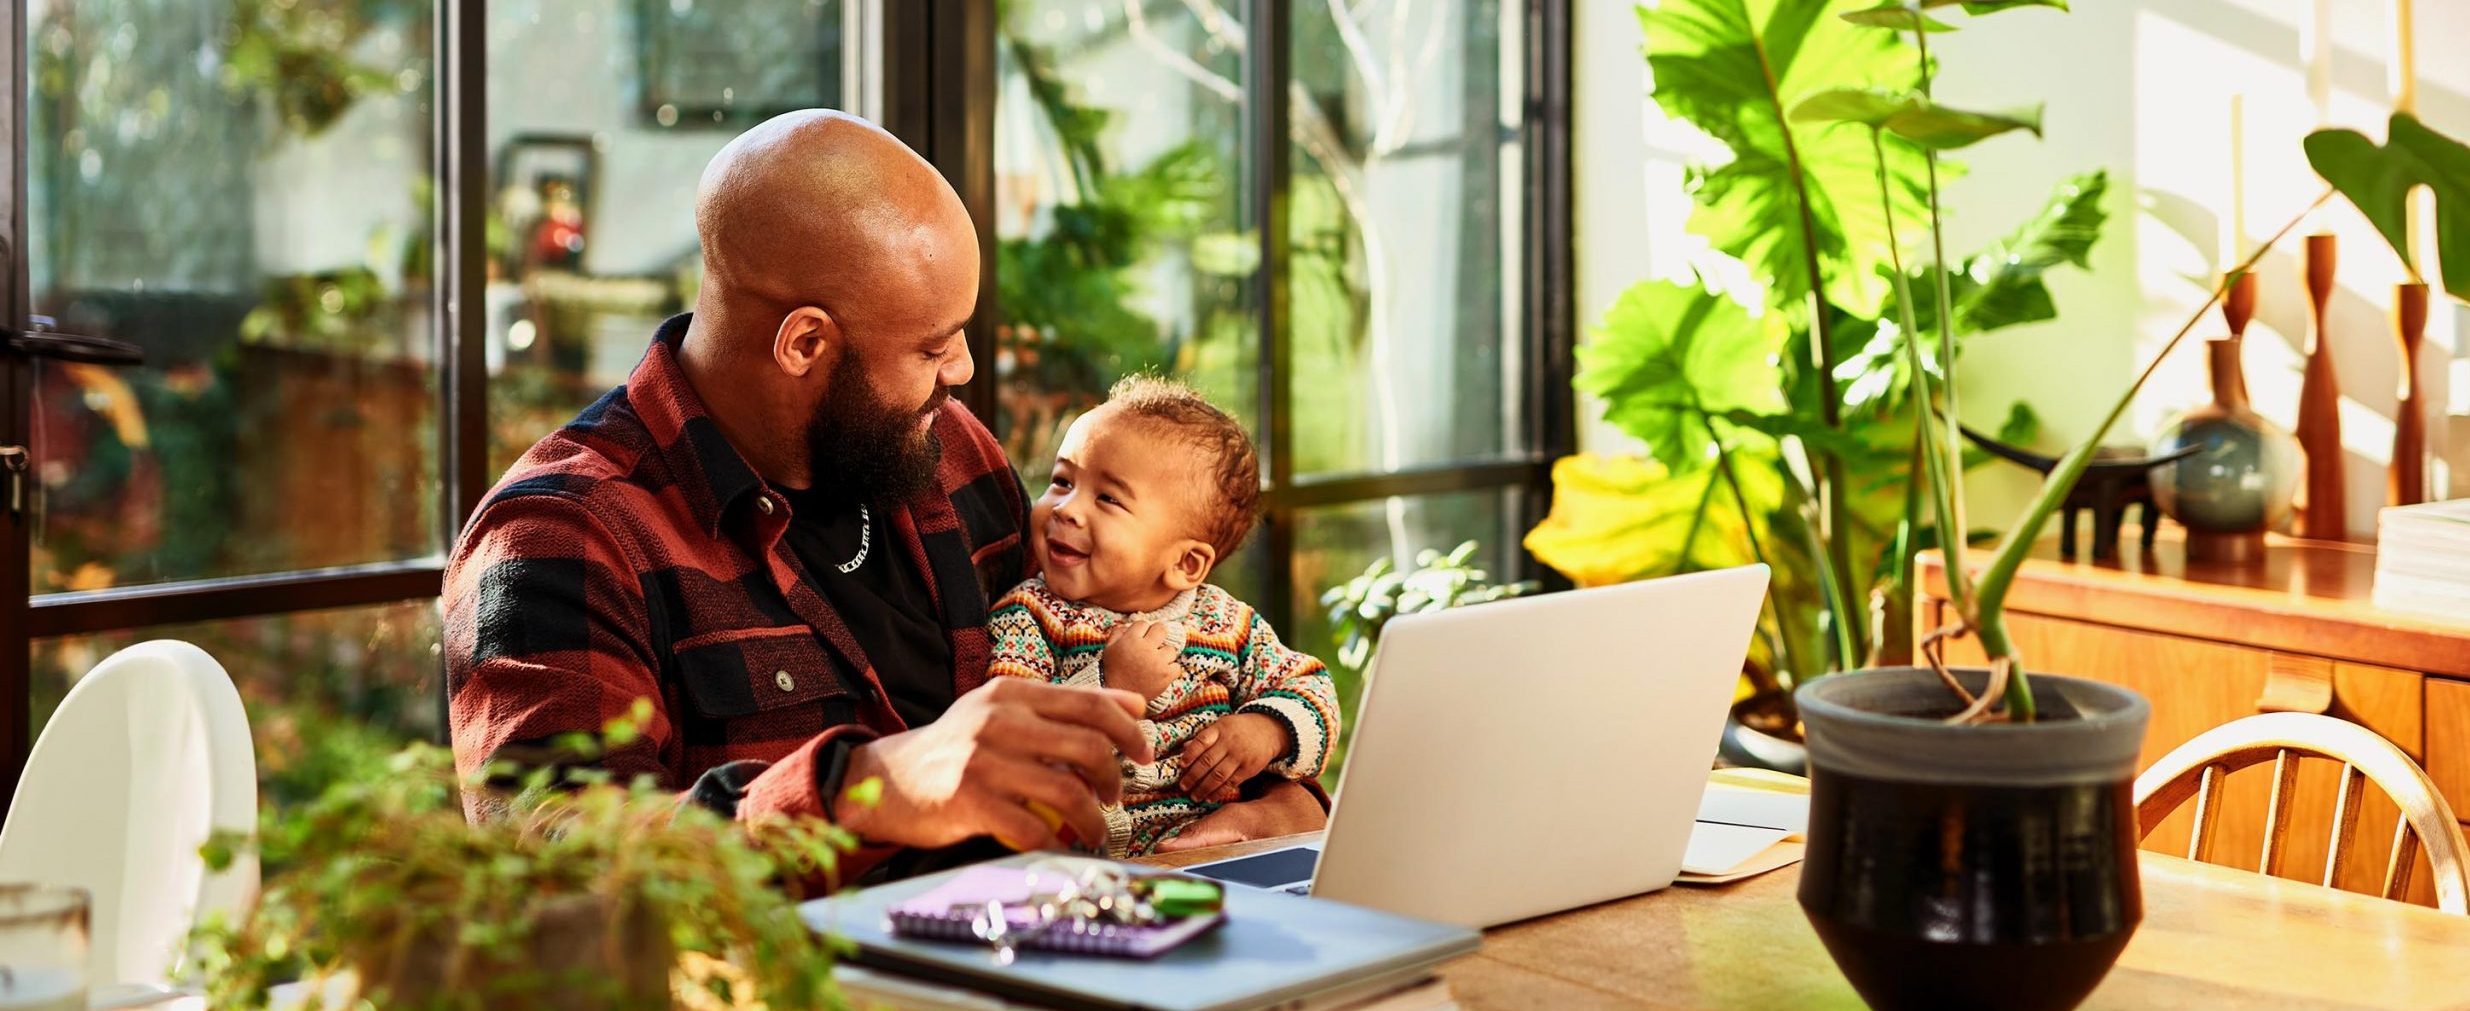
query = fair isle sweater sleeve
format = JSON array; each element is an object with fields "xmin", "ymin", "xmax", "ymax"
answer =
[
  {"xmin": 1230, "ymin": 609, "xmax": 1341, "ymax": 780},
  {"xmin": 987, "ymin": 586, "xmax": 1061, "ymax": 684}
]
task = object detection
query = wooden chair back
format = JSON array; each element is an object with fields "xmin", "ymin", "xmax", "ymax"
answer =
[{"xmin": 2133, "ymin": 712, "xmax": 2470, "ymax": 914}]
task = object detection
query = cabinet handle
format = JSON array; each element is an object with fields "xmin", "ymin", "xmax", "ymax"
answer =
[{"xmin": 2256, "ymin": 654, "xmax": 2336, "ymax": 714}]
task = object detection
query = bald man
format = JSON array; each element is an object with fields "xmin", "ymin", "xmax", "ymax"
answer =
[{"xmin": 444, "ymin": 111, "xmax": 1319, "ymax": 883}]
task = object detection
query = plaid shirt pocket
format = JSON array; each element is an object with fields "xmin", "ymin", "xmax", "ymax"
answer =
[{"xmin": 673, "ymin": 627, "xmax": 862, "ymax": 754}]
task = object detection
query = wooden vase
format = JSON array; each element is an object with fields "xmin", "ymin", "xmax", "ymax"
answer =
[
  {"xmin": 2392, "ymin": 282, "xmax": 2430, "ymax": 506},
  {"xmin": 2295, "ymin": 233, "xmax": 2346, "ymax": 540}
]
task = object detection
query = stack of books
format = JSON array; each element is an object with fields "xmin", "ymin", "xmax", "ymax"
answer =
[{"xmin": 2375, "ymin": 500, "xmax": 2470, "ymax": 622}]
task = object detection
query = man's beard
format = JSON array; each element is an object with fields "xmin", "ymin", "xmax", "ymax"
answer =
[{"xmin": 806, "ymin": 352, "xmax": 947, "ymax": 507}]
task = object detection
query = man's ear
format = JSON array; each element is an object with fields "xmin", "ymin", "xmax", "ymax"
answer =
[
  {"xmin": 773, "ymin": 306, "xmax": 838, "ymax": 378},
  {"xmin": 1164, "ymin": 540, "xmax": 1217, "ymax": 592}
]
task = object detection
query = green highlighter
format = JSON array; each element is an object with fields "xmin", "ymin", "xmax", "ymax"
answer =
[{"xmin": 1139, "ymin": 876, "xmax": 1225, "ymax": 919}]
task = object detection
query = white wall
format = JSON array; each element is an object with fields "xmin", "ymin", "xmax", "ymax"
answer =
[
  {"xmin": 1577, "ymin": 0, "xmax": 2470, "ymax": 536},
  {"xmin": 1573, "ymin": 0, "xmax": 1651, "ymax": 458}
]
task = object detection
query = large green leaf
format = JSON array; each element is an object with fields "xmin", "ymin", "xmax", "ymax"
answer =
[
  {"xmin": 1527, "ymin": 452, "xmax": 1784, "ymax": 587},
  {"xmin": 1922, "ymin": 0, "xmax": 2068, "ymax": 11},
  {"xmin": 1788, "ymin": 86, "xmax": 1917, "ymax": 127},
  {"xmin": 1888, "ymin": 102, "xmax": 2041, "ymax": 150},
  {"xmin": 1641, "ymin": 0, "xmax": 1931, "ymax": 316},
  {"xmin": 1578, "ymin": 278, "xmax": 1787, "ymax": 472},
  {"xmin": 2304, "ymin": 114, "xmax": 2470, "ymax": 302},
  {"xmin": 1790, "ymin": 86, "xmax": 2042, "ymax": 150},
  {"xmin": 1840, "ymin": 4, "xmax": 1955, "ymax": 31}
]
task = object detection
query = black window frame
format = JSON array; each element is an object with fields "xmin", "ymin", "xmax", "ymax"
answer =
[{"xmin": 0, "ymin": 0, "xmax": 1572, "ymax": 798}]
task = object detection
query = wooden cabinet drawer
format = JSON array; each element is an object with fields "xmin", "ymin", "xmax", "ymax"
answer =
[{"xmin": 2427, "ymin": 680, "xmax": 2470, "ymax": 826}]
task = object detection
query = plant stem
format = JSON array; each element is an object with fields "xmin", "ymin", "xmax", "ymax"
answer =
[
  {"xmin": 1971, "ymin": 188, "xmax": 2338, "ymax": 714},
  {"xmin": 1871, "ymin": 423, "xmax": 1926, "ymax": 667},
  {"xmin": 1705, "ymin": 416, "xmax": 1811, "ymax": 690},
  {"xmin": 1910, "ymin": 25, "xmax": 1976, "ymax": 627},
  {"xmin": 1749, "ymin": 18, "xmax": 1866, "ymax": 671},
  {"xmin": 1867, "ymin": 126, "xmax": 1946, "ymax": 667}
]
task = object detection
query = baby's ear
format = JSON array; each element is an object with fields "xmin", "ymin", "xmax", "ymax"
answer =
[{"xmin": 1165, "ymin": 540, "xmax": 1217, "ymax": 591}]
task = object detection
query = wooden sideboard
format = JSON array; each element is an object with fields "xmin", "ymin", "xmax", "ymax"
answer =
[{"xmin": 1920, "ymin": 536, "xmax": 2470, "ymax": 909}]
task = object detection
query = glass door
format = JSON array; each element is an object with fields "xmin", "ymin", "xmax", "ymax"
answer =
[
  {"xmin": 0, "ymin": 0, "xmax": 889, "ymax": 809},
  {"xmin": 1, "ymin": 0, "xmax": 450, "ymax": 804}
]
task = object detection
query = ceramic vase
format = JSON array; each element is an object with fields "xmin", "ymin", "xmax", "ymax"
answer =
[{"xmin": 2148, "ymin": 335, "xmax": 2301, "ymax": 565}]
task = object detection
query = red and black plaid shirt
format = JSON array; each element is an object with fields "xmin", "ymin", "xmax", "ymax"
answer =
[{"xmin": 444, "ymin": 314, "xmax": 1027, "ymax": 880}]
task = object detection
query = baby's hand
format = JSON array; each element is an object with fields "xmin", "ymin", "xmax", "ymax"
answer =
[
  {"xmin": 1176, "ymin": 713, "xmax": 1290, "ymax": 803},
  {"xmin": 1102, "ymin": 620, "xmax": 1180, "ymax": 702}
]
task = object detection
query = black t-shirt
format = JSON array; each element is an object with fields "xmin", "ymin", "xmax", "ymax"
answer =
[{"xmin": 775, "ymin": 484, "xmax": 955, "ymax": 730}]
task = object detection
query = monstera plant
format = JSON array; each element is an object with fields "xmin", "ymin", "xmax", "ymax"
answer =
[{"xmin": 1526, "ymin": 0, "xmax": 2106, "ymax": 721}]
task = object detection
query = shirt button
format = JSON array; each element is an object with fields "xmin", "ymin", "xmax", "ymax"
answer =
[
  {"xmin": 775, "ymin": 670, "xmax": 796, "ymax": 693},
  {"xmin": 756, "ymin": 496, "xmax": 775, "ymax": 515}
]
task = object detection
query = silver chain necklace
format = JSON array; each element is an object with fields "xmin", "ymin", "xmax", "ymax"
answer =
[{"xmin": 837, "ymin": 503, "xmax": 871, "ymax": 574}]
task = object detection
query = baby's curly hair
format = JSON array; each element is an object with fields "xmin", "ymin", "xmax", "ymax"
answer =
[{"xmin": 1103, "ymin": 375, "xmax": 1262, "ymax": 560}]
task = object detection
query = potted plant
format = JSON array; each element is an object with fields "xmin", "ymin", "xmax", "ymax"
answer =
[
  {"xmin": 1526, "ymin": 0, "xmax": 2111, "ymax": 771},
  {"xmin": 186, "ymin": 707, "xmax": 857, "ymax": 1010},
  {"xmin": 1785, "ymin": 4, "xmax": 2470, "ymax": 1010}
]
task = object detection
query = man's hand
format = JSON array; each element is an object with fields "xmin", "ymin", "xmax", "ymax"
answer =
[
  {"xmin": 1174, "ymin": 712, "xmax": 1290, "ymax": 803},
  {"xmin": 834, "ymin": 679, "xmax": 1155, "ymax": 851},
  {"xmin": 1101, "ymin": 620, "xmax": 1181, "ymax": 702},
  {"xmin": 1152, "ymin": 780, "xmax": 1329, "ymax": 853}
]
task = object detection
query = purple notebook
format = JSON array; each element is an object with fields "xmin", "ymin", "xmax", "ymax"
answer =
[{"xmin": 885, "ymin": 865, "xmax": 1225, "ymax": 959}]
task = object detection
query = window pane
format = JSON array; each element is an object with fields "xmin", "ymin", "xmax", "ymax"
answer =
[
  {"xmin": 1289, "ymin": 489, "xmax": 1518, "ymax": 776},
  {"xmin": 28, "ymin": 1, "xmax": 440, "ymax": 591},
  {"xmin": 1289, "ymin": 0, "xmax": 1524, "ymax": 477},
  {"xmin": 992, "ymin": 1, "xmax": 1257, "ymax": 488},
  {"xmin": 485, "ymin": 0, "xmax": 846, "ymax": 478},
  {"xmin": 32, "ymin": 600, "xmax": 442, "ymax": 813}
]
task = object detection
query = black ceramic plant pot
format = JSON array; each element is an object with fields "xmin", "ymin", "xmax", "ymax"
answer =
[{"xmin": 1796, "ymin": 667, "xmax": 2150, "ymax": 1011}]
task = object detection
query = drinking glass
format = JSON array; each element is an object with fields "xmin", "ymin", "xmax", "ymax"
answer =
[{"xmin": 0, "ymin": 886, "xmax": 87, "ymax": 1011}]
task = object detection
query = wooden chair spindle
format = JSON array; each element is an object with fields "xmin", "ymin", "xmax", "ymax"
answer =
[
  {"xmin": 2324, "ymin": 763, "xmax": 2368, "ymax": 889},
  {"xmin": 2386, "ymin": 821, "xmax": 2422, "ymax": 902},
  {"xmin": 2261, "ymin": 748, "xmax": 2300, "ymax": 876}
]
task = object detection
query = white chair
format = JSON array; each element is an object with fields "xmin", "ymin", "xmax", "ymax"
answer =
[{"xmin": 0, "ymin": 640, "xmax": 260, "ymax": 987}]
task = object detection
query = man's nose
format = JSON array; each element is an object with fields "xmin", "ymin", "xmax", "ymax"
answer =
[{"xmin": 939, "ymin": 337, "xmax": 975, "ymax": 387}]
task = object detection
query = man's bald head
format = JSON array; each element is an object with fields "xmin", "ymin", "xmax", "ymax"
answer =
[
  {"xmin": 677, "ymin": 110, "xmax": 980, "ymax": 497},
  {"xmin": 694, "ymin": 110, "xmax": 978, "ymax": 351}
]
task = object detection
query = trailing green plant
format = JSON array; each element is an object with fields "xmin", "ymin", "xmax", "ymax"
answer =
[
  {"xmin": 1528, "ymin": 0, "xmax": 2104, "ymax": 697},
  {"xmin": 187, "ymin": 704, "xmax": 859, "ymax": 1010}
]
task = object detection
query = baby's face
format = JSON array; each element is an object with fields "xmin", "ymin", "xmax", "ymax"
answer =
[{"xmin": 1030, "ymin": 407, "xmax": 1212, "ymax": 613}]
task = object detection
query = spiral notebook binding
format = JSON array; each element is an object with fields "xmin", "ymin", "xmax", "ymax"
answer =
[{"xmin": 887, "ymin": 910, "xmax": 1144, "ymax": 955}]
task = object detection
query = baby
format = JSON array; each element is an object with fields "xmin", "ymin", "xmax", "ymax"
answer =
[{"xmin": 989, "ymin": 376, "xmax": 1339, "ymax": 858}]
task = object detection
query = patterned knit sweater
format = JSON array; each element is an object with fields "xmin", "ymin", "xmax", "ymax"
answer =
[{"xmin": 988, "ymin": 577, "xmax": 1339, "ymax": 857}]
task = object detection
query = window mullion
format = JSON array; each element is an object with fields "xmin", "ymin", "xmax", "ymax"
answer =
[
  {"xmin": 440, "ymin": 0, "xmax": 489, "ymax": 544},
  {"xmin": 1249, "ymin": 0, "xmax": 1295, "ymax": 629}
]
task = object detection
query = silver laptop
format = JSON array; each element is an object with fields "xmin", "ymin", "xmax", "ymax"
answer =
[{"xmin": 1187, "ymin": 565, "xmax": 1770, "ymax": 927}]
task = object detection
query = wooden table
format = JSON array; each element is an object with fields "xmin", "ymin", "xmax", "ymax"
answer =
[{"xmin": 1149, "ymin": 834, "xmax": 2470, "ymax": 1010}]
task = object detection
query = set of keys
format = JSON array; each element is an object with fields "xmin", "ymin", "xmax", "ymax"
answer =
[{"xmin": 963, "ymin": 861, "xmax": 1224, "ymax": 964}]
